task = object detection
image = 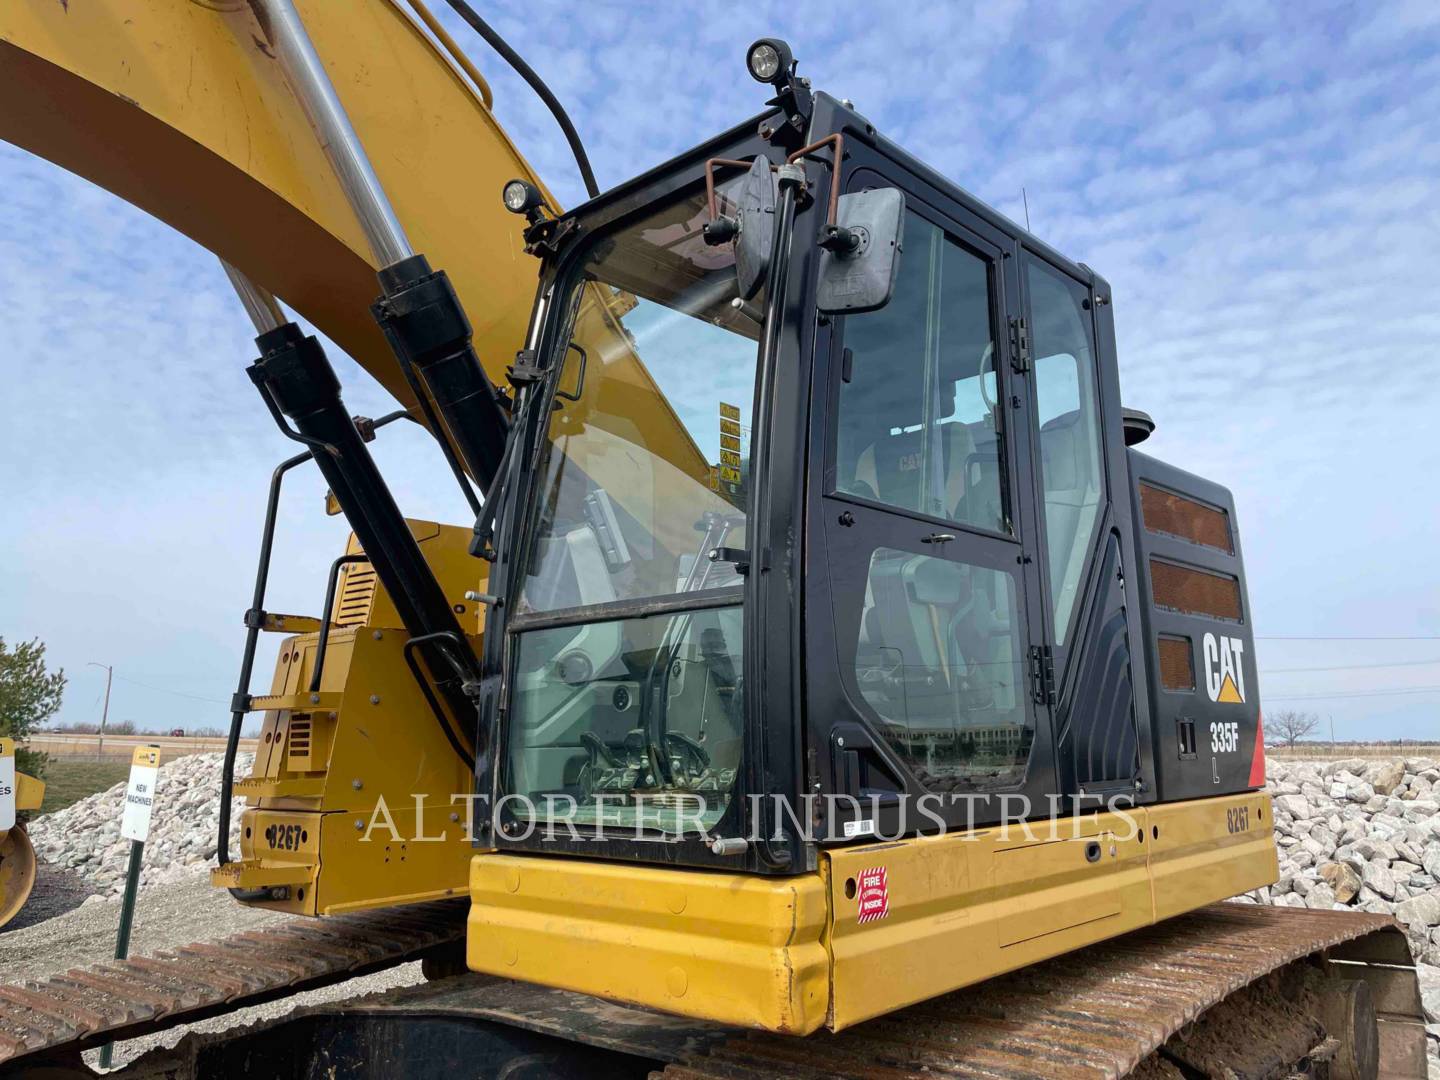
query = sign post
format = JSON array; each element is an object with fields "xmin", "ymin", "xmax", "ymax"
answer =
[{"xmin": 101, "ymin": 744, "xmax": 160, "ymax": 1069}]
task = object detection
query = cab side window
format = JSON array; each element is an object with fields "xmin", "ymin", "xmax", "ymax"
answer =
[
  {"xmin": 1027, "ymin": 258, "xmax": 1105, "ymax": 644},
  {"xmin": 835, "ymin": 212, "xmax": 1007, "ymax": 535}
]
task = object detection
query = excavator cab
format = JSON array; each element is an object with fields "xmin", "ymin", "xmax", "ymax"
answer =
[
  {"xmin": 477, "ymin": 84, "xmax": 1264, "ymax": 868},
  {"xmin": 455, "ymin": 51, "xmax": 1283, "ymax": 1032}
]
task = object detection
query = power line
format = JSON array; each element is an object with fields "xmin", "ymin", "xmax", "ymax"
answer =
[
  {"xmin": 1260, "ymin": 658, "xmax": 1440, "ymax": 675},
  {"xmin": 1264, "ymin": 684, "xmax": 1440, "ymax": 702},
  {"xmin": 111, "ymin": 672, "xmax": 229, "ymax": 706},
  {"xmin": 1257, "ymin": 635, "xmax": 1440, "ymax": 641}
]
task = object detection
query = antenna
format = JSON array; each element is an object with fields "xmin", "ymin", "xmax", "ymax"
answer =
[{"xmin": 1022, "ymin": 187, "xmax": 1032, "ymax": 232}]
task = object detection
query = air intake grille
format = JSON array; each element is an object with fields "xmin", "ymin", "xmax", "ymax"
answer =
[
  {"xmin": 1140, "ymin": 482, "xmax": 1232, "ymax": 553},
  {"xmin": 1157, "ymin": 635, "xmax": 1195, "ymax": 691},
  {"xmin": 288, "ymin": 716, "xmax": 312, "ymax": 758},
  {"xmin": 1150, "ymin": 559, "xmax": 1242, "ymax": 621},
  {"xmin": 334, "ymin": 564, "xmax": 376, "ymax": 626}
]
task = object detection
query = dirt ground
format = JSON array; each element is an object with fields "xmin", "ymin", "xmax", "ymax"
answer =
[{"xmin": 2, "ymin": 860, "xmax": 96, "ymax": 932}]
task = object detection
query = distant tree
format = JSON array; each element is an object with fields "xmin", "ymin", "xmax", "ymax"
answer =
[
  {"xmin": 1270, "ymin": 709, "xmax": 1320, "ymax": 748},
  {"xmin": 0, "ymin": 637, "xmax": 66, "ymax": 778}
]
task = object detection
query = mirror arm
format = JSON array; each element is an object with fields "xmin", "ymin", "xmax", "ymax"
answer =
[
  {"xmin": 704, "ymin": 157, "xmax": 757, "ymax": 220},
  {"xmin": 819, "ymin": 224, "xmax": 863, "ymax": 255},
  {"xmin": 787, "ymin": 132, "xmax": 846, "ymax": 229}
]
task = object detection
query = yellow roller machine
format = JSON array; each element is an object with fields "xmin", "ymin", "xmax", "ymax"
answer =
[{"xmin": 0, "ymin": 739, "xmax": 44, "ymax": 928}]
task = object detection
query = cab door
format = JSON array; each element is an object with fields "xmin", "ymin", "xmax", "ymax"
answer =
[
  {"xmin": 1019, "ymin": 253, "xmax": 1145, "ymax": 801},
  {"xmin": 806, "ymin": 163, "xmax": 1055, "ymax": 836}
]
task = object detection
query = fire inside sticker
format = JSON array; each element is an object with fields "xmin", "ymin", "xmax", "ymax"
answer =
[{"xmin": 856, "ymin": 866, "xmax": 889, "ymax": 924}]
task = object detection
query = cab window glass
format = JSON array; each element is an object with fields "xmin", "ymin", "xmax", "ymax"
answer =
[
  {"xmin": 1028, "ymin": 258, "xmax": 1105, "ymax": 644},
  {"xmin": 835, "ymin": 213, "xmax": 1006, "ymax": 534},
  {"xmin": 854, "ymin": 548, "xmax": 1031, "ymax": 790}
]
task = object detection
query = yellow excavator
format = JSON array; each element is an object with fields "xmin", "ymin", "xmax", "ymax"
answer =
[{"xmin": 0, "ymin": 3, "xmax": 1428, "ymax": 1076}]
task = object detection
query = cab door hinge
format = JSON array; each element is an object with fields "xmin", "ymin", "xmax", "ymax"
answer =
[
  {"xmin": 1029, "ymin": 644, "xmax": 1056, "ymax": 707},
  {"xmin": 1009, "ymin": 317, "xmax": 1031, "ymax": 373}
]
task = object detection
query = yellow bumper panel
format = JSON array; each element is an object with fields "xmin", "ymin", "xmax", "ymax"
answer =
[
  {"xmin": 1148, "ymin": 791, "xmax": 1277, "ymax": 921},
  {"xmin": 467, "ymin": 794, "xmax": 1278, "ymax": 1035},
  {"xmin": 468, "ymin": 854, "xmax": 831, "ymax": 1034},
  {"xmin": 825, "ymin": 805, "xmax": 1152, "ymax": 1030}
]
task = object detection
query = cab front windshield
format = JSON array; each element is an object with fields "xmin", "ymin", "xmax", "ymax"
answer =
[{"xmin": 505, "ymin": 179, "xmax": 763, "ymax": 835}]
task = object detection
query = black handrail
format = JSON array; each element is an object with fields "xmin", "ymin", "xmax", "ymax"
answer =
[{"xmin": 217, "ymin": 409, "xmax": 409, "ymax": 874}]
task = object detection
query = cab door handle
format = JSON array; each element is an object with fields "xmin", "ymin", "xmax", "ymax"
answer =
[{"xmin": 921, "ymin": 532, "xmax": 955, "ymax": 545}]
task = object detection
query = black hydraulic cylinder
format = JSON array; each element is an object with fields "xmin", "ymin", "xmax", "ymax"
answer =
[
  {"xmin": 247, "ymin": 323, "xmax": 481, "ymax": 729},
  {"xmin": 372, "ymin": 254, "xmax": 510, "ymax": 492}
]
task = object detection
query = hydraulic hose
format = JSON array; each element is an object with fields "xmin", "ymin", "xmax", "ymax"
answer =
[{"xmin": 441, "ymin": 0, "xmax": 601, "ymax": 199}]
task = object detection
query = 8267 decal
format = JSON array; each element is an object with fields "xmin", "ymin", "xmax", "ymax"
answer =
[
  {"xmin": 1226, "ymin": 805, "xmax": 1251, "ymax": 834},
  {"xmin": 264, "ymin": 823, "xmax": 306, "ymax": 851}
]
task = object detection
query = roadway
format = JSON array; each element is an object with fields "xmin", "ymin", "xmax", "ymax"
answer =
[{"xmin": 30, "ymin": 732, "xmax": 258, "ymax": 763}]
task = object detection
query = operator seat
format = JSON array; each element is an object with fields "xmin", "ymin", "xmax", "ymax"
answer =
[{"xmin": 851, "ymin": 420, "xmax": 977, "ymax": 520}]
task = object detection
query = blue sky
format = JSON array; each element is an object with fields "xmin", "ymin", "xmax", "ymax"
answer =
[{"xmin": 2, "ymin": 0, "xmax": 1439, "ymax": 740}]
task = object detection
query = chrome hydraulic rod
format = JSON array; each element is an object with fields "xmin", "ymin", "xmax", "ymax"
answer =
[
  {"xmin": 245, "ymin": 0, "xmax": 510, "ymax": 493},
  {"xmin": 247, "ymin": 0, "xmax": 411, "ymax": 267},
  {"xmin": 221, "ymin": 260, "xmax": 285, "ymax": 335}
]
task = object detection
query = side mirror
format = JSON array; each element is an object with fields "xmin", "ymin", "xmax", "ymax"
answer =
[
  {"xmin": 816, "ymin": 188, "xmax": 905, "ymax": 314},
  {"xmin": 733, "ymin": 156, "xmax": 777, "ymax": 300}
]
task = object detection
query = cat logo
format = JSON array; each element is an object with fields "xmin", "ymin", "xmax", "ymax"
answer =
[
  {"xmin": 898, "ymin": 452, "xmax": 921, "ymax": 472},
  {"xmin": 1203, "ymin": 632, "xmax": 1246, "ymax": 704}
]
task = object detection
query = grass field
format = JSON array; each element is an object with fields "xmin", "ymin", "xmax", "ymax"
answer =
[
  {"xmin": 1268, "ymin": 743, "xmax": 1440, "ymax": 760},
  {"xmin": 35, "ymin": 759, "xmax": 131, "ymax": 815}
]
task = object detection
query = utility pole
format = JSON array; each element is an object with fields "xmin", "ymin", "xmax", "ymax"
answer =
[{"xmin": 87, "ymin": 662, "xmax": 113, "ymax": 762}]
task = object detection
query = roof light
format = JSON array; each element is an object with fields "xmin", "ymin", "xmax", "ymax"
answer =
[
  {"xmin": 747, "ymin": 38, "xmax": 791, "ymax": 85},
  {"xmin": 502, "ymin": 179, "xmax": 542, "ymax": 215}
]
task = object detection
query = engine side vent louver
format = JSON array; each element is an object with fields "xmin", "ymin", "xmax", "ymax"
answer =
[
  {"xmin": 288, "ymin": 716, "xmax": 312, "ymax": 758},
  {"xmin": 334, "ymin": 564, "xmax": 377, "ymax": 626}
]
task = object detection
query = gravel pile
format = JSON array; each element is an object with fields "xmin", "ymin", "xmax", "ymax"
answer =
[
  {"xmin": 1237, "ymin": 757, "xmax": 1440, "ymax": 956},
  {"xmin": 28, "ymin": 751, "xmax": 248, "ymax": 897},
  {"xmin": 1237, "ymin": 755, "xmax": 1440, "ymax": 1069}
]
